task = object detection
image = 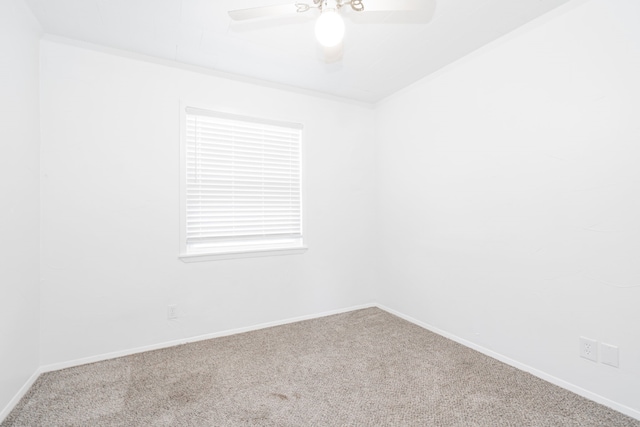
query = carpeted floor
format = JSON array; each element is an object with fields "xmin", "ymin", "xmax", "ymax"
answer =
[{"xmin": 3, "ymin": 308, "xmax": 639, "ymax": 426}]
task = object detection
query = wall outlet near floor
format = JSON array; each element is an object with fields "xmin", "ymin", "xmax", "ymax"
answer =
[
  {"xmin": 601, "ymin": 343, "xmax": 619, "ymax": 368},
  {"xmin": 167, "ymin": 305, "xmax": 178, "ymax": 320},
  {"xmin": 579, "ymin": 337, "xmax": 598, "ymax": 362}
]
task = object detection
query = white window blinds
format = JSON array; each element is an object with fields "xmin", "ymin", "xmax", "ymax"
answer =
[{"xmin": 184, "ymin": 108, "xmax": 303, "ymax": 255}]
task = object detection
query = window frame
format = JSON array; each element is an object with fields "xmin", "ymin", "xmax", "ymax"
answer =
[{"xmin": 179, "ymin": 103, "xmax": 308, "ymax": 262}]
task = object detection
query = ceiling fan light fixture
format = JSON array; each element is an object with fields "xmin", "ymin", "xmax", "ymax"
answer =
[{"xmin": 315, "ymin": 9, "xmax": 345, "ymax": 48}]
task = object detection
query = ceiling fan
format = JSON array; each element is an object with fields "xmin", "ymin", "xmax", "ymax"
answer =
[{"xmin": 228, "ymin": 0, "xmax": 434, "ymax": 50}]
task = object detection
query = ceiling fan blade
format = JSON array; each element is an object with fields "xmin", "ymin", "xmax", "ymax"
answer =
[
  {"xmin": 228, "ymin": 4, "xmax": 302, "ymax": 21},
  {"xmin": 360, "ymin": 0, "xmax": 429, "ymax": 12}
]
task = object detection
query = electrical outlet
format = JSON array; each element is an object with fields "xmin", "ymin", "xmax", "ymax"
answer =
[
  {"xmin": 167, "ymin": 305, "xmax": 178, "ymax": 320},
  {"xmin": 601, "ymin": 343, "xmax": 619, "ymax": 368},
  {"xmin": 579, "ymin": 337, "xmax": 598, "ymax": 362}
]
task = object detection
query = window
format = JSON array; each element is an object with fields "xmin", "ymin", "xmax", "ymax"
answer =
[{"xmin": 180, "ymin": 107, "xmax": 305, "ymax": 261}]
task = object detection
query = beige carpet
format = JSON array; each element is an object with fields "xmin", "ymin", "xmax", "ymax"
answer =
[{"xmin": 3, "ymin": 308, "xmax": 639, "ymax": 426}]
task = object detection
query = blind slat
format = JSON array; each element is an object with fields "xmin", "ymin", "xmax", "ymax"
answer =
[{"xmin": 188, "ymin": 233, "xmax": 302, "ymax": 243}]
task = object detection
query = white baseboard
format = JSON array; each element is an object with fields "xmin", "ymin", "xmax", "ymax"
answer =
[
  {"xmin": 40, "ymin": 303, "xmax": 377, "ymax": 373},
  {"xmin": 375, "ymin": 303, "xmax": 640, "ymax": 422},
  {"xmin": 0, "ymin": 368, "xmax": 41, "ymax": 424}
]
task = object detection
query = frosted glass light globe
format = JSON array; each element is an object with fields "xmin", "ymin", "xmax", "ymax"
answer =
[{"xmin": 315, "ymin": 10, "xmax": 345, "ymax": 48}]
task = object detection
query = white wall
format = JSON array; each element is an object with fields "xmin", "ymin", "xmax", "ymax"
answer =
[
  {"xmin": 376, "ymin": 0, "xmax": 640, "ymax": 416},
  {"xmin": 0, "ymin": 0, "xmax": 42, "ymax": 416},
  {"xmin": 39, "ymin": 40, "xmax": 377, "ymax": 366}
]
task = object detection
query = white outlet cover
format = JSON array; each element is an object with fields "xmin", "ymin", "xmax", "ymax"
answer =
[
  {"xmin": 167, "ymin": 305, "xmax": 178, "ymax": 320},
  {"xmin": 601, "ymin": 343, "xmax": 619, "ymax": 368},
  {"xmin": 579, "ymin": 337, "xmax": 598, "ymax": 362}
]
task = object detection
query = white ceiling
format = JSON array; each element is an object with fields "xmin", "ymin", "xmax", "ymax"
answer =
[{"xmin": 24, "ymin": 0, "xmax": 571, "ymax": 103}]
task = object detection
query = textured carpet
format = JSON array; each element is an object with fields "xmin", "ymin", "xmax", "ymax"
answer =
[{"xmin": 3, "ymin": 308, "xmax": 639, "ymax": 426}]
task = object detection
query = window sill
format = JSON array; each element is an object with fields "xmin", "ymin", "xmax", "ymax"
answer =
[{"xmin": 179, "ymin": 246, "xmax": 308, "ymax": 263}]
